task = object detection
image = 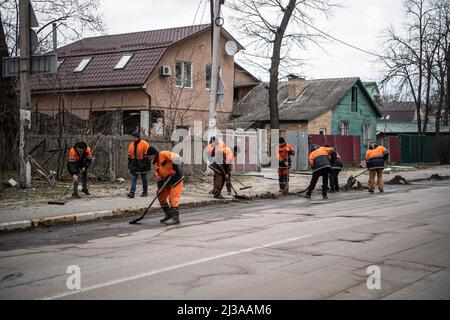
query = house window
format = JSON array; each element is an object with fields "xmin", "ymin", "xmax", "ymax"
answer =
[
  {"xmin": 340, "ymin": 121, "xmax": 349, "ymax": 135},
  {"xmin": 175, "ymin": 61, "xmax": 192, "ymax": 88},
  {"xmin": 351, "ymin": 86, "xmax": 358, "ymax": 112},
  {"xmin": 73, "ymin": 57, "xmax": 92, "ymax": 72},
  {"xmin": 363, "ymin": 122, "xmax": 372, "ymax": 144},
  {"xmin": 319, "ymin": 128, "xmax": 326, "ymax": 135},
  {"xmin": 114, "ymin": 53, "xmax": 133, "ymax": 70},
  {"xmin": 385, "ymin": 114, "xmax": 390, "ymax": 120},
  {"xmin": 205, "ymin": 64, "xmax": 222, "ymax": 89}
]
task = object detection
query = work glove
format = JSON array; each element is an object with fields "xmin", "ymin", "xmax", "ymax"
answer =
[{"xmin": 169, "ymin": 169, "xmax": 176, "ymax": 176}]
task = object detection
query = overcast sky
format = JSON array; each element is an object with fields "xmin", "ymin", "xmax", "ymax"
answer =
[{"xmin": 98, "ymin": 0, "xmax": 405, "ymax": 83}]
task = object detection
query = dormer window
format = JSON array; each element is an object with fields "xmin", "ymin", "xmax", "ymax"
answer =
[
  {"xmin": 73, "ymin": 57, "xmax": 92, "ymax": 72},
  {"xmin": 57, "ymin": 59, "xmax": 64, "ymax": 69},
  {"xmin": 114, "ymin": 53, "xmax": 133, "ymax": 70}
]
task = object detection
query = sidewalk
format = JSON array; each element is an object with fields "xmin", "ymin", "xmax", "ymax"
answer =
[{"xmin": 1, "ymin": 165, "xmax": 450, "ymax": 232}]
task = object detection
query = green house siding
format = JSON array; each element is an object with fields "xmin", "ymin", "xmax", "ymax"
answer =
[{"xmin": 331, "ymin": 83, "xmax": 378, "ymax": 159}]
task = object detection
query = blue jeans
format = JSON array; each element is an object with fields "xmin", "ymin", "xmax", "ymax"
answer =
[{"xmin": 130, "ymin": 173, "xmax": 148, "ymax": 194}]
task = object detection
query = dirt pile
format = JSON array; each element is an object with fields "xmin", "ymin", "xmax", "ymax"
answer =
[{"xmin": 387, "ymin": 175, "xmax": 409, "ymax": 185}]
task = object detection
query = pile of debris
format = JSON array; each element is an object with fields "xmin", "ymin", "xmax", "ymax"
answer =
[
  {"xmin": 387, "ymin": 175, "xmax": 409, "ymax": 185},
  {"xmin": 255, "ymin": 192, "xmax": 277, "ymax": 199}
]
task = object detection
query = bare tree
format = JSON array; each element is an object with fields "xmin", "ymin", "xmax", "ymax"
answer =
[
  {"xmin": 1, "ymin": 0, "xmax": 105, "ymax": 56},
  {"xmin": 379, "ymin": 0, "xmax": 449, "ymax": 135},
  {"xmin": 226, "ymin": 0, "xmax": 336, "ymax": 129}
]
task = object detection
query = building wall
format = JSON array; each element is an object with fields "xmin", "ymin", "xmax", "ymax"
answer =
[
  {"xmin": 308, "ymin": 111, "xmax": 332, "ymax": 134},
  {"xmin": 331, "ymin": 82, "xmax": 379, "ymax": 157},
  {"xmin": 146, "ymin": 30, "xmax": 235, "ymax": 131}
]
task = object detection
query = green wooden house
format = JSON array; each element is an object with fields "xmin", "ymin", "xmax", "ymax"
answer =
[{"xmin": 229, "ymin": 76, "xmax": 382, "ymax": 158}]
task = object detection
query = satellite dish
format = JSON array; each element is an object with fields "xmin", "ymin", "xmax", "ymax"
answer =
[{"xmin": 225, "ymin": 40, "xmax": 238, "ymax": 56}]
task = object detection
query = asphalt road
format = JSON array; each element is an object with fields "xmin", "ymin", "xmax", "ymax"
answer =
[{"xmin": 1, "ymin": 181, "xmax": 450, "ymax": 300}]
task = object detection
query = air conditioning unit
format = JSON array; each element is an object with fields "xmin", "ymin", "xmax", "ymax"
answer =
[{"xmin": 159, "ymin": 65, "xmax": 172, "ymax": 76}]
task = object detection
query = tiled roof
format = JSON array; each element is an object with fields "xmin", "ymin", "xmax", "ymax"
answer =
[
  {"xmin": 31, "ymin": 24, "xmax": 211, "ymax": 92},
  {"xmin": 231, "ymin": 77, "xmax": 381, "ymax": 125}
]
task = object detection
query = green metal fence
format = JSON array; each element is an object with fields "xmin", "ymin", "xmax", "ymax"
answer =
[{"xmin": 399, "ymin": 135, "xmax": 450, "ymax": 164}]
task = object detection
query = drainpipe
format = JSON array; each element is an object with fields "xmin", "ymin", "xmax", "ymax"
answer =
[{"xmin": 141, "ymin": 88, "xmax": 152, "ymax": 137}]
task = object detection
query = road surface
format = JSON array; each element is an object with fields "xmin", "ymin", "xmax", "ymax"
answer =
[{"xmin": 1, "ymin": 181, "xmax": 450, "ymax": 299}]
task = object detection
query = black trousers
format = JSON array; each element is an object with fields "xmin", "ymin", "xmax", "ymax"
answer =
[
  {"xmin": 329, "ymin": 169, "xmax": 341, "ymax": 191},
  {"xmin": 307, "ymin": 167, "xmax": 330, "ymax": 196},
  {"xmin": 73, "ymin": 171, "xmax": 88, "ymax": 192}
]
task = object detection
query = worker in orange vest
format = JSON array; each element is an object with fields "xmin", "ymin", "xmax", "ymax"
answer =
[
  {"xmin": 67, "ymin": 141, "xmax": 93, "ymax": 198},
  {"xmin": 305, "ymin": 144, "xmax": 333, "ymax": 199},
  {"xmin": 209, "ymin": 145, "xmax": 238, "ymax": 198},
  {"xmin": 365, "ymin": 142, "xmax": 389, "ymax": 193},
  {"xmin": 148, "ymin": 146, "xmax": 184, "ymax": 225},
  {"xmin": 206, "ymin": 136, "xmax": 227, "ymax": 196},
  {"xmin": 127, "ymin": 131, "xmax": 151, "ymax": 198},
  {"xmin": 276, "ymin": 137, "xmax": 295, "ymax": 194}
]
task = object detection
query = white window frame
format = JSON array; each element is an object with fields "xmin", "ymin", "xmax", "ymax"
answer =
[
  {"xmin": 114, "ymin": 53, "xmax": 133, "ymax": 70},
  {"xmin": 175, "ymin": 61, "xmax": 193, "ymax": 89},
  {"xmin": 319, "ymin": 128, "xmax": 326, "ymax": 135},
  {"xmin": 73, "ymin": 57, "xmax": 92, "ymax": 73},
  {"xmin": 340, "ymin": 121, "xmax": 349, "ymax": 136},
  {"xmin": 57, "ymin": 59, "xmax": 64, "ymax": 69}
]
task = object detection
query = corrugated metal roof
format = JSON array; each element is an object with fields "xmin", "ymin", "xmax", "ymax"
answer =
[
  {"xmin": 377, "ymin": 122, "xmax": 450, "ymax": 133},
  {"xmin": 231, "ymin": 77, "xmax": 380, "ymax": 126}
]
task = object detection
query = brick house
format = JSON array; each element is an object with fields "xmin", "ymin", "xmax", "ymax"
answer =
[{"xmin": 31, "ymin": 24, "xmax": 244, "ymax": 136}]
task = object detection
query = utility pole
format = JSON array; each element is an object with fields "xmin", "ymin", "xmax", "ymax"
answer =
[
  {"xmin": 19, "ymin": 0, "xmax": 32, "ymax": 188},
  {"xmin": 208, "ymin": 0, "xmax": 222, "ymax": 133}
]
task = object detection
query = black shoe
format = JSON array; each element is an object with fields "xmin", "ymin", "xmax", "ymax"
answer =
[
  {"xmin": 335, "ymin": 189, "xmax": 340, "ymax": 192},
  {"xmin": 304, "ymin": 194, "xmax": 311, "ymax": 199},
  {"xmin": 127, "ymin": 193, "xmax": 135, "ymax": 198},
  {"xmin": 214, "ymin": 194, "xmax": 225, "ymax": 199},
  {"xmin": 163, "ymin": 209, "xmax": 180, "ymax": 225},
  {"xmin": 369, "ymin": 190, "xmax": 374, "ymax": 193},
  {"xmin": 329, "ymin": 190, "xmax": 335, "ymax": 193},
  {"xmin": 81, "ymin": 189, "xmax": 91, "ymax": 195},
  {"xmin": 379, "ymin": 189, "xmax": 384, "ymax": 193},
  {"xmin": 323, "ymin": 195, "xmax": 328, "ymax": 200},
  {"xmin": 140, "ymin": 192, "xmax": 148, "ymax": 197},
  {"xmin": 160, "ymin": 207, "xmax": 172, "ymax": 223},
  {"xmin": 72, "ymin": 192, "xmax": 81, "ymax": 198}
]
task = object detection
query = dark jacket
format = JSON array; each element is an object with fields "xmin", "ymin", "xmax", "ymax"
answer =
[
  {"xmin": 309, "ymin": 147, "xmax": 332, "ymax": 172},
  {"xmin": 67, "ymin": 146, "xmax": 92, "ymax": 175},
  {"xmin": 128, "ymin": 139, "xmax": 151, "ymax": 174},
  {"xmin": 365, "ymin": 146, "xmax": 389, "ymax": 170},
  {"xmin": 330, "ymin": 149, "xmax": 343, "ymax": 170}
]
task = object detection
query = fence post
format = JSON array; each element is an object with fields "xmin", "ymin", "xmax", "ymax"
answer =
[{"xmin": 109, "ymin": 138, "xmax": 116, "ymax": 182}]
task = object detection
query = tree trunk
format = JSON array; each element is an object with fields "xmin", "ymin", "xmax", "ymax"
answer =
[
  {"xmin": 268, "ymin": 0, "xmax": 296, "ymax": 130},
  {"xmin": 422, "ymin": 61, "xmax": 433, "ymax": 134},
  {"xmin": 445, "ymin": 44, "xmax": 450, "ymax": 126}
]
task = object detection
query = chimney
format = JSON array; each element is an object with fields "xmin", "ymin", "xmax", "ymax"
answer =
[{"xmin": 287, "ymin": 74, "xmax": 305, "ymax": 101}]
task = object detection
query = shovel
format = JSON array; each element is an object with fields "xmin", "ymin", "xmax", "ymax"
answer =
[
  {"xmin": 230, "ymin": 176, "xmax": 252, "ymax": 190},
  {"xmin": 216, "ymin": 165, "xmax": 251, "ymax": 200},
  {"xmin": 345, "ymin": 169, "xmax": 369, "ymax": 189},
  {"xmin": 47, "ymin": 181, "xmax": 75, "ymax": 205}
]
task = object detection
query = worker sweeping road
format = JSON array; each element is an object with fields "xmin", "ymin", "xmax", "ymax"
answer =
[
  {"xmin": 276, "ymin": 137, "xmax": 295, "ymax": 194},
  {"xmin": 329, "ymin": 145, "xmax": 343, "ymax": 193},
  {"xmin": 209, "ymin": 145, "xmax": 238, "ymax": 199},
  {"xmin": 206, "ymin": 136, "xmax": 228, "ymax": 197},
  {"xmin": 67, "ymin": 141, "xmax": 93, "ymax": 198},
  {"xmin": 365, "ymin": 142, "xmax": 389, "ymax": 193},
  {"xmin": 148, "ymin": 146, "xmax": 184, "ymax": 226},
  {"xmin": 305, "ymin": 144, "xmax": 333, "ymax": 200},
  {"xmin": 127, "ymin": 131, "xmax": 151, "ymax": 198}
]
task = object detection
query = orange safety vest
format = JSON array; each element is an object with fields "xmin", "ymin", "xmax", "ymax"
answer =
[
  {"xmin": 308, "ymin": 147, "xmax": 332, "ymax": 166},
  {"xmin": 69, "ymin": 147, "xmax": 92, "ymax": 164},
  {"xmin": 128, "ymin": 139, "xmax": 150, "ymax": 160},
  {"xmin": 365, "ymin": 145, "xmax": 388, "ymax": 160},
  {"xmin": 277, "ymin": 143, "xmax": 295, "ymax": 160},
  {"xmin": 154, "ymin": 151, "xmax": 180, "ymax": 179}
]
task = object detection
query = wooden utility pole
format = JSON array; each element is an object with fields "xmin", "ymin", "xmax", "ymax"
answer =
[
  {"xmin": 208, "ymin": 0, "xmax": 221, "ymax": 132},
  {"xmin": 19, "ymin": 0, "xmax": 32, "ymax": 188}
]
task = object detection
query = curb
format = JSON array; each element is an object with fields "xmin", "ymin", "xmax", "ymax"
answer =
[{"xmin": 0, "ymin": 198, "xmax": 238, "ymax": 234}]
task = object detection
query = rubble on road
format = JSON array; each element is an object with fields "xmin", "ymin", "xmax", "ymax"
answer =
[{"xmin": 387, "ymin": 175, "xmax": 409, "ymax": 185}]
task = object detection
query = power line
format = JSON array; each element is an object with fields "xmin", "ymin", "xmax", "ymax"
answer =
[
  {"xmin": 192, "ymin": 0, "xmax": 203, "ymax": 25},
  {"xmin": 299, "ymin": 18, "xmax": 383, "ymax": 58}
]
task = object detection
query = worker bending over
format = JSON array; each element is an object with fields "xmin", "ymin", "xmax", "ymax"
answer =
[
  {"xmin": 305, "ymin": 144, "xmax": 334, "ymax": 200},
  {"xmin": 148, "ymin": 146, "xmax": 184, "ymax": 225},
  {"xmin": 67, "ymin": 141, "xmax": 92, "ymax": 198}
]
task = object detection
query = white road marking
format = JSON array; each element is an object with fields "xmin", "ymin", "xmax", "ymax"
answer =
[{"xmin": 42, "ymin": 234, "xmax": 312, "ymax": 300}]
